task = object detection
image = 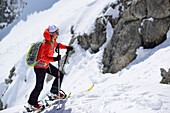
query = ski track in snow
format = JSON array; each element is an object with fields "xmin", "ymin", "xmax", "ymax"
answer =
[{"xmin": 0, "ymin": 0, "xmax": 170, "ymax": 113}]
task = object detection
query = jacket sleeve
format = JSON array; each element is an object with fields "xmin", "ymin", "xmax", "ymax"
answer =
[
  {"xmin": 59, "ymin": 43, "xmax": 67, "ymax": 49},
  {"xmin": 55, "ymin": 41, "xmax": 67, "ymax": 49},
  {"xmin": 41, "ymin": 43, "xmax": 54, "ymax": 63}
]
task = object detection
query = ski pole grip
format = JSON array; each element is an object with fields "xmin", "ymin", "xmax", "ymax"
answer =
[
  {"xmin": 66, "ymin": 49, "xmax": 70, "ymax": 54},
  {"xmin": 55, "ymin": 43, "xmax": 60, "ymax": 53}
]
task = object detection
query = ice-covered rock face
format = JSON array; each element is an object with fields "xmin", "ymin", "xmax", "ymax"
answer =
[
  {"xmin": 77, "ymin": 17, "xmax": 107, "ymax": 52},
  {"xmin": 76, "ymin": 0, "xmax": 170, "ymax": 74},
  {"xmin": 103, "ymin": 0, "xmax": 170, "ymax": 73},
  {"xmin": 0, "ymin": 0, "xmax": 26, "ymax": 29},
  {"xmin": 160, "ymin": 68, "xmax": 170, "ymax": 84}
]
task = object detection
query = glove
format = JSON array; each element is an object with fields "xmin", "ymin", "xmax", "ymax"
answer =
[
  {"xmin": 66, "ymin": 46, "xmax": 73, "ymax": 51},
  {"xmin": 53, "ymin": 55, "xmax": 61, "ymax": 61}
]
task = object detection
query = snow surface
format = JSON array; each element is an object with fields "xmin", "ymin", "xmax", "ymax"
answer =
[
  {"xmin": 141, "ymin": 17, "xmax": 154, "ymax": 26},
  {"xmin": 0, "ymin": 0, "xmax": 170, "ymax": 113},
  {"xmin": 104, "ymin": 5, "xmax": 120, "ymax": 19},
  {"xmin": 0, "ymin": 0, "xmax": 58, "ymax": 41}
]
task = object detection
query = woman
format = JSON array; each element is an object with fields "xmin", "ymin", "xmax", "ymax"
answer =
[{"xmin": 28, "ymin": 25, "xmax": 73, "ymax": 110}]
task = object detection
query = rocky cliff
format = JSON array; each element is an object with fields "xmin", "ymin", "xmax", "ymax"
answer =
[
  {"xmin": 77, "ymin": 0, "xmax": 170, "ymax": 74},
  {"xmin": 160, "ymin": 68, "xmax": 170, "ymax": 84},
  {"xmin": 0, "ymin": 0, "xmax": 26, "ymax": 29}
]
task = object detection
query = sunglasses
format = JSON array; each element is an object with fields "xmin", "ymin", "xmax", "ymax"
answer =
[{"xmin": 55, "ymin": 31, "xmax": 59, "ymax": 35}]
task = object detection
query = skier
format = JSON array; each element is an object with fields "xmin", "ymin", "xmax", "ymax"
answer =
[{"xmin": 27, "ymin": 25, "xmax": 73, "ymax": 111}]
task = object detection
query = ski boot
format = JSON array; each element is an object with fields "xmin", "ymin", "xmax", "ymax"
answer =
[
  {"xmin": 48, "ymin": 90, "xmax": 67, "ymax": 101},
  {"xmin": 25, "ymin": 102, "xmax": 45, "ymax": 112}
]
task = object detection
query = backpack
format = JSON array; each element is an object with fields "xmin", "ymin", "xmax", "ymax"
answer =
[{"xmin": 26, "ymin": 40, "xmax": 53, "ymax": 67}]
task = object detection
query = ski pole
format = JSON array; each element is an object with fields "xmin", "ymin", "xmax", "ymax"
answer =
[
  {"xmin": 56, "ymin": 43, "xmax": 61, "ymax": 109},
  {"xmin": 61, "ymin": 49, "xmax": 70, "ymax": 71}
]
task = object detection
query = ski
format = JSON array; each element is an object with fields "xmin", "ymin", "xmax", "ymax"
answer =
[
  {"xmin": 23, "ymin": 84, "xmax": 93, "ymax": 113},
  {"xmin": 45, "ymin": 92, "xmax": 71, "ymax": 107},
  {"xmin": 80, "ymin": 84, "xmax": 94, "ymax": 93},
  {"xmin": 38, "ymin": 92, "xmax": 71, "ymax": 113},
  {"xmin": 23, "ymin": 104, "xmax": 45, "ymax": 113},
  {"xmin": 23, "ymin": 92, "xmax": 71, "ymax": 113}
]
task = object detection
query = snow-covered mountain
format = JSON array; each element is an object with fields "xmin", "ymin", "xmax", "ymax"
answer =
[{"xmin": 0, "ymin": 0, "xmax": 170, "ymax": 113}]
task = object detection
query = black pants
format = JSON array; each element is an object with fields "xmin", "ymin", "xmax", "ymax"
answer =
[{"xmin": 28, "ymin": 63, "xmax": 64, "ymax": 105}]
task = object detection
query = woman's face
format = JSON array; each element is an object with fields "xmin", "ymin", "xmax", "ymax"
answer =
[{"xmin": 51, "ymin": 29, "xmax": 59, "ymax": 40}]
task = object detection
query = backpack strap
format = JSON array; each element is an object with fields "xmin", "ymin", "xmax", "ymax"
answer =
[
  {"xmin": 35, "ymin": 60, "xmax": 47, "ymax": 67},
  {"xmin": 44, "ymin": 40, "xmax": 53, "ymax": 53}
]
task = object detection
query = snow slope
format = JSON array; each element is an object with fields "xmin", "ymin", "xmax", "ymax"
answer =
[
  {"xmin": 0, "ymin": 0, "xmax": 58, "ymax": 41},
  {"xmin": 0, "ymin": 0, "xmax": 170, "ymax": 113}
]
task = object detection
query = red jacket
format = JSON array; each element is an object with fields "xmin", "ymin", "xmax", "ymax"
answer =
[{"xmin": 34, "ymin": 29, "xmax": 67, "ymax": 69}]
